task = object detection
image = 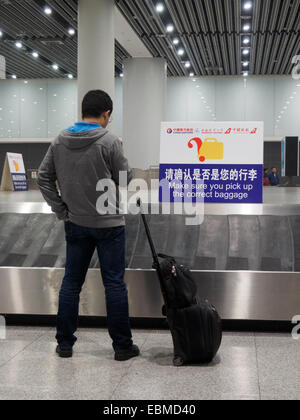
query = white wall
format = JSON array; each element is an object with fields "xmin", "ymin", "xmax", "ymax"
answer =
[
  {"xmin": 1, "ymin": 75, "xmax": 300, "ymax": 153},
  {"xmin": 166, "ymin": 76, "xmax": 300, "ymax": 139},
  {"xmin": 122, "ymin": 58, "xmax": 167, "ymax": 169},
  {"xmin": 0, "ymin": 79, "xmax": 77, "ymax": 139},
  {"xmin": 0, "ymin": 78, "xmax": 123, "ymax": 139}
]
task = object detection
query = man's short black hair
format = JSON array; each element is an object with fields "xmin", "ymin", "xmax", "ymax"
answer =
[{"xmin": 82, "ymin": 90, "xmax": 113, "ymax": 119}]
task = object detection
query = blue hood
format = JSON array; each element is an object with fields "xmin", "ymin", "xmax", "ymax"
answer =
[{"xmin": 66, "ymin": 122, "xmax": 102, "ymax": 133}]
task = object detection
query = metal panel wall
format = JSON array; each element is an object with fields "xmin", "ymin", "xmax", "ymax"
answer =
[{"xmin": 0, "ymin": 267, "xmax": 299, "ymax": 321}]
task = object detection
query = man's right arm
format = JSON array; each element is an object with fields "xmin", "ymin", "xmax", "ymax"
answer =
[{"xmin": 37, "ymin": 144, "xmax": 69, "ymax": 220}]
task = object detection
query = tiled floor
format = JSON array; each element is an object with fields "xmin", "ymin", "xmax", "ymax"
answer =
[{"xmin": 0, "ymin": 327, "xmax": 299, "ymax": 400}]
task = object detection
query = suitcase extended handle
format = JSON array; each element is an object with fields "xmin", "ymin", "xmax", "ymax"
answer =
[
  {"xmin": 137, "ymin": 199, "xmax": 168, "ymax": 305},
  {"xmin": 137, "ymin": 199, "xmax": 160, "ymax": 268}
]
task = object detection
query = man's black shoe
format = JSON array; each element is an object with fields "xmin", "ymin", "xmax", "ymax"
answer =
[
  {"xmin": 56, "ymin": 345, "xmax": 73, "ymax": 358},
  {"xmin": 115, "ymin": 344, "xmax": 140, "ymax": 361}
]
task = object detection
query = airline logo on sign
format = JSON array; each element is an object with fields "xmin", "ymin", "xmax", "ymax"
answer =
[
  {"xmin": 225, "ymin": 127, "xmax": 258, "ymax": 135},
  {"xmin": 167, "ymin": 128, "xmax": 194, "ymax": 134}
]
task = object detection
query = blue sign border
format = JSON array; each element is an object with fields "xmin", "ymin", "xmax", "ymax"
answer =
[{"xmin": 159, "ymin": 164, "xmax": 263, "ymax": 203}]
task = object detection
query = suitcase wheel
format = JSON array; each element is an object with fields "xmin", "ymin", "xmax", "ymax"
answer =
[{"xmin": 173, "ymin": 357, "xmax": 184, "ymax": 367}]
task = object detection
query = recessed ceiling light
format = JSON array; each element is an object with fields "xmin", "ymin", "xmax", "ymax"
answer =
[
  {"xmin": 243, "ymin": 71, "xmax": 249, "ymax": 77},
  {"xmin": 44, "ymin": 6, "xmax": 52, "ymax": 15},
  {"xmin": 67, "ymin": 74, "xmax": 73, "ymax": 79},
  {"xmin": 185, "ymin": 62, "xmax": 191, "ymax": 68},
  {"xmin": 15, "ymin": 41, "xmax": 22, "ymax": 48},
  {"xmin": 68, "ymin": 28, "xmax": 75, "ymax": 36},
  {"xmin": 243, "ymin": 38, "xmax": 250, "ymax": 45},
  {"xmin": 243, "ymin": 49, "xmax": 250, "ymax": 55},
  {"xmin": 156, "ymin": 3, "xmax": 164, "ymax": 13},
  {"xmin": 173, "ymin": 38, "xmax": 179, "ymax": 45},
  {"xmin": 52, "ymin": 64, "xmax": 59, "ymax": 70},
  {"xmin": 166, "ymin": 24, "xmax": 174, "ymax": 33},
  {"xmin": 0, "ymin": 30, "xmax": 3, "ymax": 37},
  {"xmin": 120, "ymin": 73, "xmax": 124, "ymax": 77},
  {"xmin": 243, "ymin": 61, "xmax": 249, "ymax": 67},
  {"xmin": 32, "ymin": 51, "xmax": 39, "ymax": 58},
  {"xmin": 243, "ymin": 24, "xmax": 251, "ymax": 31},
  {"xmin": 177, "ymin": 48, "xmax": 184, "ymax": 56},
  {"xmin": 244, "ymin": 2, "xmax": 253, "ymax": 10},
  {"xmin": 11, "ymin": 74, "xmax": 17, "ymax": 79},
  {"xmin": 189, "ymin": 72, "xmax": 194, "ymax": 77}
]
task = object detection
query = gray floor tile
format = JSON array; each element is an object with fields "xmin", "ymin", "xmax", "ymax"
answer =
[
  {"xmin": 3, "ymin": 326, "xmax": 49, "ymax": 341},
  {"xmin": 0, "ymin": 341, "xmax": 33, "ymax": 366},
  {"xmin": 0, "ymin": 384, "xmax": 118, "ymax": 400},
  {"xmin": 255, "ymin": 333, "xmax": 300, "ymax": 400},
  {"xmin": 261, "ymin": 392, "xmax": 300, "ymax": 401},
  {"xmin": 75, "ymin": 328, "xmax": 150, "ymax": 348},
  {"xmin": 111, "ymin": 332, "xmax": 259, "ymax": 400},
  {"xmin": 0, "ymin": 328, "xmax": 148, "ymax": 400},
  {"xmin": 112, "ymin": 363, "xmax": 260, "ymax": 400},
  {"xmin": 0, "ymin": 354, "xmax": 131, "ymax": 399},
  {"xmin": 2, "ymin": 328, "xmax": 300, "ymax": 400},
  {"xmin": 0, "ymin": 327, "xmax": 48, "ymax": 366}
]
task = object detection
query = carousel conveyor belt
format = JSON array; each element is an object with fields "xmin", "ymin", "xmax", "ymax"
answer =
[
  {"xmin": 0, "ymin": 211, "xmax": 300, "ymax": 271},
  {"xmin": 0, "ymin": 205, "xmax": 300, "ymax": 323}
]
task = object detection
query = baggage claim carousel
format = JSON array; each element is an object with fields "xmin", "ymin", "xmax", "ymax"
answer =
[{"xmin": 1, "ymin": 199, "xmax": 300, "ymax": 330}]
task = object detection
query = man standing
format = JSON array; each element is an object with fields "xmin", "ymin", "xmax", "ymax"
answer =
[
  {"xmin": 268, "ymin": 167, "xmax": 280, "ymax": 186},
  {"xmin": 38, "ymin": 90, "xmax": 139, "ymax": 361}
]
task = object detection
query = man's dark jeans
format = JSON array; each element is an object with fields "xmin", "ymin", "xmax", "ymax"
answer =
[{"xmin": 56, "ymin": 222, "xmax": 133, "ymax": 351}]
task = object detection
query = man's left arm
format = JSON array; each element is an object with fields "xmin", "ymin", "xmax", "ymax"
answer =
[
  {"xmin": 110, "ymin": 138, "xmax": 133, "ymax": 186},
  {"xmin": 37, "ymin": 144, "xmax": 69, "ymax": 220}
]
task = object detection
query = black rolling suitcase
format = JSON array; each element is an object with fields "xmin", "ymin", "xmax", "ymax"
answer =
[{"xmin": 139, "ymin": 203, "xmax": 222, "ymax": 366}]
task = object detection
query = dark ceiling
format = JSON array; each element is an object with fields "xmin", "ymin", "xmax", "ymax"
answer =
[
  {"xmin": 0, "ymin": 0, "xmax": 130, "ymax": 78},
  {"xmin": 0, "ymin": 0, "xmax": 299, "ymax": 79},
  {"xmin": 117, "ymin": 0, "xmax": 300, "ymax": 76}
]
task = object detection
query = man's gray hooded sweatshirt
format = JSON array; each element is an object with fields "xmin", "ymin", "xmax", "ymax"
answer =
[{"xmin": 37, "ymin": 124, "xmax": 132, "ymax": 228}]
